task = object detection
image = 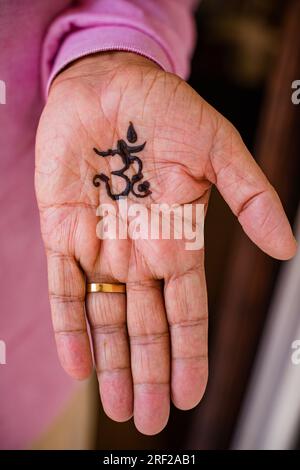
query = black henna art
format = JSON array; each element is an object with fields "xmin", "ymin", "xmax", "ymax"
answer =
[
  {"xmin": 93, "ymin": 122, "xmax": 151, "ymax": 200},
  {"xmin": 127, "ymin": 121, "xmax": 138, "ymax": 143}
]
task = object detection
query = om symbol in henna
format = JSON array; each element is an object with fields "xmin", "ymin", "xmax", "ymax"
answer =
[{"xmin": 93, "ymin": 122, "xmax": 152, "ymax": 200}]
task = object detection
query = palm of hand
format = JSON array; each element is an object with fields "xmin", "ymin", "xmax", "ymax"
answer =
[{"xmin": 35, "ymin": 54, "xmax": 296, "ymax": 435}]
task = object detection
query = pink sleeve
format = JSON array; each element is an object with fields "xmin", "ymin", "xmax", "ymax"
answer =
[{"xmin": 42, "ymin": 0, "xmax": 200, "ymax": 94}]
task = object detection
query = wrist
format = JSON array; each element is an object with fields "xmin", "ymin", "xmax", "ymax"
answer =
[{"xmin": 50, "ymin": 51, "xmax": 161, "ymax": 92}]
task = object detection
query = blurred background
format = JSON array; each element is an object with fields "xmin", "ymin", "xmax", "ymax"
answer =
[
  {"xmin": 33, "ymin": 0, "xmax": 300, "ymax": 450},
  {"xmin": 92, "ymin": 0, "xmax": 300, "ymax": 450}
]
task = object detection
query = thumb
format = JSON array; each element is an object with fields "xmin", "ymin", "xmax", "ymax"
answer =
[{"xmin": 209, "ymin": 116, "xmax": 297, "ymax": 260}]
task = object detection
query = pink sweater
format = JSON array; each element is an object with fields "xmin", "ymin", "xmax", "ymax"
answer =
[{"xmin": 0, "ymin": 0, "xmax": 198, "ymax": 449}]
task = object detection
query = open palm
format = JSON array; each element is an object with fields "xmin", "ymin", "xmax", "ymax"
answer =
[{"xmin": 35, "ymin": 52, "xmax": 296, "ymax": 435}]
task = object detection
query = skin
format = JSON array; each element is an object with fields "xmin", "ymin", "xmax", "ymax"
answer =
[{"xmin": 35, "ymin": 52, "xmax": 297, "ymax": 436}]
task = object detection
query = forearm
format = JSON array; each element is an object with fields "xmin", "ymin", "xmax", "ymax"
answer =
[{"xmin": 42, "ymin": 0, "xmax": 199, "ymax": 95}]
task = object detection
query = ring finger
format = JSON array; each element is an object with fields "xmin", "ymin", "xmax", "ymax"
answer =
[{"xmin": 86, "ymin": 282, "xmax": 133, "ymax": 422}]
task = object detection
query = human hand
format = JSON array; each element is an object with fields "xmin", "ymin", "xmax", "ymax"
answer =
[{"xmin": 35, "ymin": 52, "xmax": 296, "ymax": 435}]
